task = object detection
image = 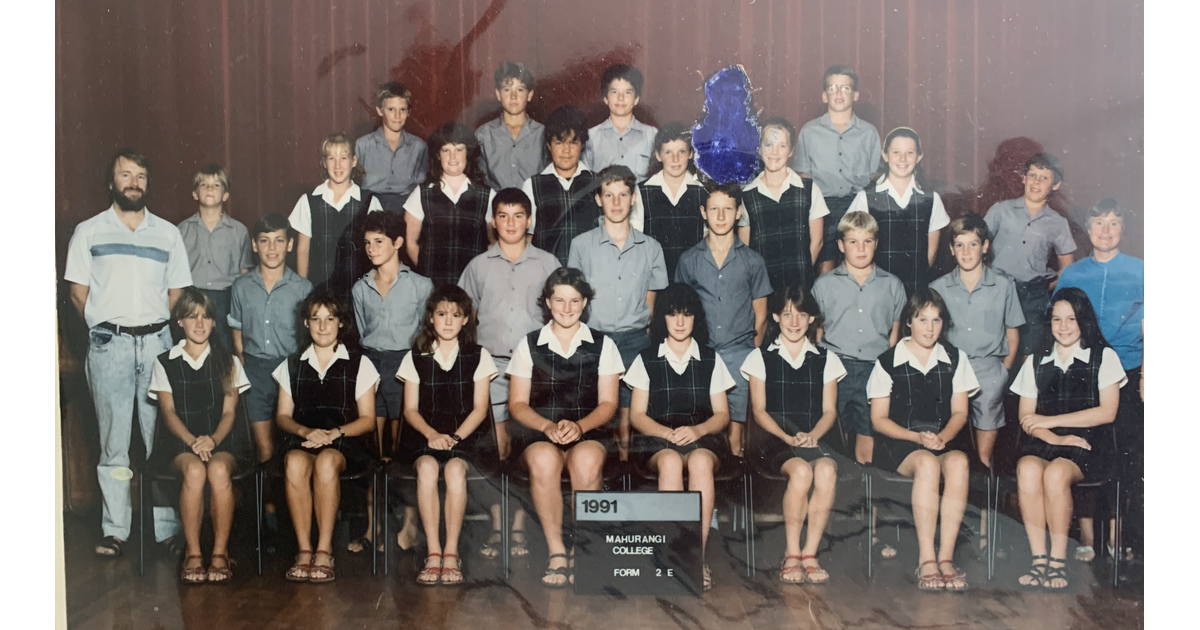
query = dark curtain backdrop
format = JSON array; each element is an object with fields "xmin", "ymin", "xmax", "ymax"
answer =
[{"xmin": 55, "ymin": 0, "xmax": 1143, "ymax": 270}]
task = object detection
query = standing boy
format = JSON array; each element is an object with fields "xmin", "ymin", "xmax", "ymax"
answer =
[
  {"xmin": 928, "ymin": 214, "xmax": 1024, "ymax": 469},
  {"xmin": 477, "ymin": 62, "xmax": 547, "ymax": 192},
  {"xmin": 584, "ymin": 64, "xmax": 658, "ymax": 182},
  {"xmin": 675, "ymin": 182, "xmax": 773, "ymax": 455},
  {"xmin": 177, "ymin": 163, "xmax": 253, "ymax": 349},
  {"xmin": 812, "ymin": 211, "xmax": 906, "ymax": 464},
  {"xmin": 792, "ymin": 65, "xmax": 882, "ymax": 275},
  {"xmin": 459, "ymin": 187, "xmax": 561, "ymax": 558},
  {"xmin": 984, "ymin": 152, "xmax": 1075, "ymax": 359},
  {"xmin": 568, "ymin": 166, "xmax": 669, "ymax": 456},
  {"xmin": 522, "ymin": 105, "xmax": 596, "ymax": 263},
  {"xmin": 356, "ymin": 82, "xmax": 429, "ymax": 214}
]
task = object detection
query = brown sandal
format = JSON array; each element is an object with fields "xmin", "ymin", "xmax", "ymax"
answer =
[
  {"xmin": 417, "ymin": 553, "xmax": 443, "ymax": 585},
  {"xmin": 180, "ymin": 554, "xmax": 207, "ymax": 584},
  {"xmin": 938, "ymin": 560, "xmax": 967, "ymax": 591},
  {"xmin": 779, "ymin": 555, "xmax": 805, "ymax": 584},
  {"xmin": 308, "ymin": 550, "xmax": 336, "ymax": 583},
  {"xmin": 207, "ymin": 554, "xmax": 234, "ymax": 584},
  {"xmin": 916, "ymin": 560, "xmax": 943, "ymax": 590},
  {"xmin": 440, "ymin": 553, "xmax": 464, "ymax": 585},
  {"xmin": 286, "ymin": 552, "xmax": 313, "ymax": 582},
  {"xmin": 800, "ymin": 555, "xmax": 829, "ymax": 584}
]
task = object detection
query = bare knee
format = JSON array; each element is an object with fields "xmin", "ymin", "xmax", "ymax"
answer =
[
  {"xmin": 941, "ymin": 451, "xmax": 970, "ymax": 482},
  {"xmin": 812, "ymin": 459, "xmax": 837, "ymax": 489},
  {"xmin": 313, "ymin": 451, "xmax": 343, "ymax": 484},
  {"xmin": 655, "ymin": 451, "xmax": 684, "ymax": 479},
  {"xmin": 786, "ymin": 461, "xmax": 814, "ymax": 491},
  {"xmin": 444, "ymin": 459, "xmax": 468, "ymax": 487},
  {"xmin": 206, "ymin": 458, "xmax": 233, "ymax": 488},
  {"xmin": 1017, "ymin": 457, "xmax": 1044, "ymax": 490},
  {"xmin": 567, "ymin": 448, "xmax": 604, "ymax": 483},
  {"xmin": 415, "ymin": 456, "xmax": 440, "ymax": 481},
  {"xmin": 525, "ymin": 445, "xmax": 563, "ymax": 482},
  {"xmin": 911, "ymin": 451, "xmax": 941, "ymax": 481},
  {"xmin": 687, "ymin": 453, "xmax": 715, "ymax": 477},
  {"xmin": 1042, "ymin": 461, "xmax": 1076, "ymax": 491},
  {"xmin": 181, "ymin": 460, "xmax": 208, "ymax": 488},
  {"xmin": 284, "ymin": 452, "xmax": 312, "ymax": 485}
]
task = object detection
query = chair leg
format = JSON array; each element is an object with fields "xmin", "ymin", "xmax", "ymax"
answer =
[
  {"xmin": 371, "ymin": 470, "xmax": 378, "ymax": 576},
  {"xmin": 383, "ymin": 473, "xmax": 390, "ymax": 576},
  {"xmin": 746, "ymin": 473, "xmax": 756, "ymax": 577},
  {"xmin": 743, "ymin": 473, "xmax": 752, "ymax": 577},
  {"xmin": 138, "ymin": 472, "xmax": 146, "ymax": 577},
  {"xmin": 256, "ymin": 468, "xmax": 263, "ymax": 576},
  {"xmin": 1113, "ymin": 479, "xmax": 1122, "ymax": 588},
  {"xmin": 502, "ymin": 473, "xmax": 510, "ymax": 581},
  {"xmin": 866, "ymin": 472, "xmax": 874, "ymax": 579}
]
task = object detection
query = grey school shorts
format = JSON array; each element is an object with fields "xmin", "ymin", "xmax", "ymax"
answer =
[
  {"xmin": 608, "ymin": 328, "xmax": 652, "ymax": 409},
  {"xmin": 490, "ymin": 356, "xmax": 511, "ymax": 423},
  {"xmin": 366, "ymin": 348, "xmax": 408, "ymax": 420},
  {"xmin": 969, "ymin": 355, "xmax": 1008, "ymax": 431},
  {"xmin": 837, "ymin": 355, "xmax": 875, "ymax": 437},
  {"xmin": 716, "ymin": 343, "xmax": 756, "ymax": 424},
  {"xmin": 243, "ymin": 354, "xmax": 285, "ymax": 423}
]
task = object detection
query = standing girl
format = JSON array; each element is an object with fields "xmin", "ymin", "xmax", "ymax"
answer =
[
  {"xmin": 1012, "ymin": 288, "xmax": 1125, "ymax": 590},
  {"xmin": 396, "ymin": 286, "xmax": 498, "ymax": 585},
  {"xmin": 639, "ymin": 123, "xmax": 709, "ymax": 280},
  {"xmin": 506, "ymin": 268, "xmax": 624, "ymax": 587},
  {"xmin": 272, "ymin": 289, "xmax": 380, "ymax": 583},
  {"xmin": 740, "ymin": 284, "xmax": 846, "ymax": 585},
  {"xmin": 148, "ymin": 288, "xmax": 251, "ymax": 584},
  {"xmin": 403, "ymin": 121, "xmax": 495, "ymax": 288},
  {"xmin": 847, "ymin": 127, "xmax": 951, "ymax": 297},
  {"xmin": 624, "ymin": 283, "xmax": 734, "ymax": 591},
  {"xmin": 867, "ymin": 288, "xmax": 979, "ymax": 590}
]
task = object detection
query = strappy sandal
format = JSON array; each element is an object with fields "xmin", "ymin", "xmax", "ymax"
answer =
[
  {"xmin": 480, "ymin": 530, "xmax": 503, "ymax": 559},
  {"xmin": 937, "ymin": 560, "xmax": 966, "ymax": 591},
  {"xmin": 207, "ymin": 554, "xmax": 234, "ymax": 584},
  {"xmin": 308, "ymin": 550, "xmax": 336, "ymax": 583},
  {"xmin": 440, "ymin": 553, "xmax": 464, "ymax": 585},
  {"xmin": 1043, "ymin": 557, "xmax": 1069, "ymax": 591},
  {"xmin": 95, "ymin": 536, "xmax": 124, "ymax": 558},
  {"xmin": 703, "ymin": 564, "xmax": 713, "ymax": 592},
  {"xmin": 417, "ymin": 552, "xmax": 443, "ymax": 585},
  {"xmin": 179, "ymin": 554, "xmax": 207, "ymax": 584},
  {"xmin": 1018, "ymin": 554, "xmax": 1048, "ymax": 589},
  {"xmin": 800, "ymin": 555, "xmax": 829, "ymax": 584},
  {"xmin": 916, "ymin": 560, "xmax": 943, "ymax": 590},
  {"xmin": 510, "ymin": 529, "xmax": 530, "ymax": 558},
  {"xmin": 286, "ymin": 552, "xmax": 313, "ymax": 582},
  {"xmin": 779, "ymin": 555, "xmax": 805, "ymax": 584},
  {"xmin": 541, "ymin": 553, "xmax": 570, "ymax": 588}
]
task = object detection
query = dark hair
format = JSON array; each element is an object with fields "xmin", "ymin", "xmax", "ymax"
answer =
[
  {"xmin": 377, "ymin": 82, "xmax": 413, "ymax": 109},
  {"xmin": 492, "ymin": 187, "xmax": 533, "ymax": 217},
  {"xmin": 298, "ymin": 287, "xmax": 349, "ymax": 349},
  {"xmin": 543, "ymin": 105, "xmax": 589, "ymax": 158},
  {"xmin": 649, "ymin": 284, "xmax": 709, "ymax": 346},
  {"xmin": 424, "ymin": 121, "xmax": 486, "ymax": 188},
  {"xmin": 251, "ymin": 213, "xmax": 292, "ymax": 239},
  {"xmin": 900, "ymin": 287, "xmax": 953, "ymax": 344},
  {"xmin": 539, "ymin": 267, "xmax": 594, "ymax": 323},
  {"xmin": 1085, "ymin": 197, "xmax": 1132, "ymax": 222},
  {"xmin": 1038, "ymin": 287, "xmax": 1106, "ymax": 357},
  {"xmin": 703, "ymin": 181, "xmax": 743, "ymax": 209},
  {"xmin": 758, "ymin": 117, "xmax": 798, "ymax": 150},
  {"xmin": 595, "ymin": 165, "xmax": 637, "ymax": 198},
  {"xmin": 823, "ymin": 65, "xmax": 859, "ymax": 91},
  {"xmin": 1024, "ymin": 152, "xmax": 1065, "ymax": 185},
  {"xmin": 106, "ymin": 148, "xmax": 151, "ymax": 191},
  {"xmin": 645, "ymin": 122, "xmax": 697, "ymax": 177},
  {"xmin": 361, "ymin": 209, "xmax": 405, "ymax": 242},
  {"xmin": 765, "ymin": 284, "xmax": 823, "ymax": 346},
  {"xmin": 413, "ymin": 285, "xmax": 477, "ymax": 354},
  {"xmin": 600, "ymin": 63, "xmax": 644, "ymax": 98},
  {"xmin": 947, "ymin": 212, "xmax": 989, "ymax": 244},
  {"xmin": 866, "ymin": 127, "xmax": 925, "ymax": 190},
  {"xmin": 171, "ymin": 287, "xmax": 238, "ymax": 394},
  {"xmin": 494, "ymin": 60, "xmax": 535, "ymax": 92}
]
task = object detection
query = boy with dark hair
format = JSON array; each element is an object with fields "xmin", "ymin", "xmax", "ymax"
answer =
[
  {"xmin": 984, "ymin": 152, "xmax": 1075, "ymax": 359},
  {"xmin": 585, "ymin": 63, "xmax": 658, "ymax": 194},
  {"xmin": 811, "ymin": 211, "xmax": 906, "ymax": 464},
  {"xmin": 792, "ymin": 65, "xmax": 883, "ymax": 275},
  {"xmin": 675, "ymin": 181, "xmax": 773, "ymax": 455},
  {"xmin": 477, "ymin": 61, "xmax": 546, "ymax": 191},
  {"xmin": 356, "ymin": 82, "xmax": 429, "ymax": 214},
  {"xmin": 522, "ymin": 105, "xmax": 597, "ymax": 262},
  {"xmin": 177, "ymin": 163, "xmax": 253, "ymax": 349}
]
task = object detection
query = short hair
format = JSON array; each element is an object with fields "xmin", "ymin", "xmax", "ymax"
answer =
[
  {"xmin": 492, "ymin": 187, "xmax": 532, "ymax": 216},
  {"xmin": 192, "ymin": 163, "xmax": 229, "ymax": 192},
  {"xmin": 106, "ymin": 148, "xmax": 151, "ymax": 191},
  {"xmin": 361, "ymin": 209, "xmax": 405, "ymax": 241},
  {"xmin": 414, "ymin": 285, "xmax": 477, "ymax": 354},
  {"xmin": 298, "ymin": 287, "xmax": 350, "ymax": 347},
  {"xmin": 539, "ymin": 267, "xmax": 595, "ymax": 323},
  {"xmin": 377, "ymin": 82, "xmax": 413, "ymax": 109},
  {"xmin": 766, "ymin": 284, "xmax": 823, "ymax": 346},
  {"xmin": 595, "ymin": 165, "xmax": 637, "ymax": 197},
  {"xmin": 947, "ymin": 213, "xmax": 990, "ymax": 243},
  {"xmin": 838, "ymin": 210, "xmax": 878, "ymax": 238},
  {"xmin": 823, "ymin": 64, "xmax": 859, "ymax": 91},
  {"xmin": 494, "ymin": 60, "xmax": 535, "ymax": 92},
  {"xmin": 1024, "ymin": 152, "xmax": 1065, "ymax": 184},
  {"xmin": 648, "ymin": 283, "xmax": 709, "ymax": 346},
  {"xmin": 759, "ymin": 117, "xmax": 798, "ymax": 150},
  {"xmin": 1085, "ymin": 197, "xmax": 1132, "ymax": 223},
  {"xmin": 1039, "ymin": 288, "xmax": 1106, "ymax": 356},
  {"xmin": 251, "ymin": 212, "xmax": 291, "ymax": 239},
  {"xmin": 424, "ymin": 121, "xmax": 486, "ymax": 188},
  {"xmin": 646, "ymin": 122, "xmax": 697, "ymax": 177},
  {"xmin": 543, "ymin": 105, "xmax": 589, "ymax": 151},
  {"xmin": 703, "ymin": 181, "xmax": 743, "ymax": 209},
  {"xmin": 901, "ymin": 287, "xmax": 953, "ymax": 344},
  {"xmin": 600, "ymin": 63, "xmax": 644, "ymax": 98}
]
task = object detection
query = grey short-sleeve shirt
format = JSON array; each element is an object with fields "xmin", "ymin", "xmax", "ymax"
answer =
[
  {"xmin": 674, "ymin": 239, "xmax": 773, "ymax": 351},
  {"xmin": 791, "ymin": 113, "xmax": 882, "ymax": 198},
  {"xmin": 983, "ymin": 198, "xmax": 1076, "ymax": 282},
  {"xmin": 228, "ymin": 267, "xmax": 313, "ymax": 359},
  {"xmin": 812, "ymin": 263, "xmax": 906, "ymax": 361},
  {"xmin": 476, "ymin": 117, "xmax": 547, "ymax": 191},
  {"xmin": 928, "ymin": 266, "xmax": 1026, "ymax": 359},
  {"xmin": 351, "ymin": 265, "xmax": 434, "ymax": 352},
  {"xmin": 458, "ymin": 243, "xmax": 561, "ymax": 357},
  {"xmin": 568, "ymin": 225, "xmax": 668, "ymax": 332},
  {"xmin": 355, "ymin": 128, "xmax": 429, "ymax": 197},
  {"xmin": 584, "ymin": 117, "xmax": 658, "ymax": 180},
  {"xmin": 177, "ymin": 212, "xmax": 254, "ymax": 290}
]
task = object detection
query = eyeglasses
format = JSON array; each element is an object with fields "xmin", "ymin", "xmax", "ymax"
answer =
[{"xmin": 825, "ymin": 85, "xmax": 855, "ymax": 94}]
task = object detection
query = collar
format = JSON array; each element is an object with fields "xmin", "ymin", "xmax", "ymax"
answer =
[
  {"xmin": 832, "ymin": 262, "xmax": 884, "ymax": 281},
  {"xmin": 597, "ymin": 117, "xmax": 649, "ymax": 135},
  {"xmin": 372, "ymin": 127, "xmax": 413, "ymax": 147},
  {"xmin": 300, "ymin": 343, "xmax": 351, "ymax": 376},
  {"xmin": 1013, "ymin": 197, "xmax": 1054, "ymax": 220},
  {"xmin": 540, "ymin": 161, "xmax": 592, "ymax": 178},
  {"xmin": 950, "ymin": 265, "xmax": 998, "ymax": 289},
  {"xmin": 598, "ymin": 225, "xmax": 645, "ymax": 247},
  {"xmin": 893, "ymin": 338, "xmax": 953, "ymax": 369},
  {"xmin": 484, "ymin": 242, "xmax": 533, "ymax": 264},
  {"xmin": 252, "ymin": 266, "xmax": 300, "ymax": 289},
  {"xmin": 743, "ymin": 168, "xmax": 806, "ymax": 194},
  {"xmin": 767, "ymin": 337, "xmax": 820, "ymax": 367},
  {"xmin": 105, "ymin": 205, "xmax": 156, "ymax": 232},
  {"xmin": 1041, "ymin": 343, "xmax": 1092, "ymax": 368},
  {"xmin": 184, "ymin": 211, "xmax": 237, "ymax": 229},
  {"xmin": 313, "ymin": 180, "xmax": 363, "ymax": 201},
  {"xmin": 658, "ymin": 338, "xmax": 702, "ymax": 362},
  {"xmin": 643, "ymin": 171, "xmax": 701, "ymax": 191},
  {"xmin": 363, "ymin": 265, "xmax": 410, "ymax": 291},
  {"xmin": 424, "ymin": 340, "xmax": 461, "ymax": 370},
  {"xmin": 819, "ymin": 112, "xmax": 861, "ymax": 132},
  {"xmin": 873, "ymin": 174, "xmax": 924, "ymax": 196},
  {"xmin": 535, "ymin": 322, "xmax": 595, "ymax": 357},
  {"xmin": 169, "ymin": 339, "xmax": 212, "ymax": 370}
]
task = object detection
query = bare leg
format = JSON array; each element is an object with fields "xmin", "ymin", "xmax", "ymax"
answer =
[
  {"xmin": 728, "ymin": 423, "xmax": 744, "ymax": 457},
  {"xmin": 1016, "ymin": 455, "xmax": 1050, "ymax": 586},
  {"xmin": 310, "ymin": 449, "xmax": 346, "ymax": 577},
  {"xmin": 804, "ymin": 458, "xmax": 837, "ymax": 556},
  {"xmin": 897, "ymin": 450, "xmax": 942, "ymax": 584},
  {"xmin": 935, "ymin": 451, "xmax": 970, "ymax": 588},
  {"xmin": 415, "ymin": 455, "xmax": 443, "ymax": 556},
  {"xmin": 525, "ymin": 442, "xmax": 569, "ymax": 584},
  {"xmin": 855, "ymin": 435, "xmax": 874, "ymax": 465},
  {"xmin": 1043, "ymin": 459, "xmax": 1084, "ymax": 561},
  {"xmin": 206, "ymin": 453, "xmax": 237, "ymax": 558},
  {"xmin": 284, "ymin": 451, "xmax": 316, "ymax": 553},
  {"xmin": 780, "ymin": 458, "xmax": 813, "ymax": 564},
  {"xmin": 684, "ymin": 450, "xmax": 718, "ymax": 555},
  {"xmin": 252, "ymin": 421, "xmax": 275, "ymax": 464},
  {"xmin": 650, "ymin": 450, "xmax": 685, "ymax": 492},
  {"xmin": 442, "ymin": 458, "xmax": 469, "ymax": 582},
  {"xmin": 175, "ymin": 453, "xmax": 207, "ymax": 578}
]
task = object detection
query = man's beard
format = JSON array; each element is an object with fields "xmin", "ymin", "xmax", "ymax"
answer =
[{"xmin": 110, "ymin": 185, "xmax": 147, "ymax": 212}]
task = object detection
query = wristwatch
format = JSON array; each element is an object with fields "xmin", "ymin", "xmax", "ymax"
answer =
[
  {"xmin": 336, "ymin": 426, "xmax": 346, "ymax": 438},
  {"xmin": 450, "ymin": 434, "xmax": 462, "ymax": 443}
]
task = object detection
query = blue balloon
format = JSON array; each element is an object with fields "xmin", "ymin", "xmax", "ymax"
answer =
[{"xmin": 693, "ymin": 66, "xmax": 761, "ymax": 185}]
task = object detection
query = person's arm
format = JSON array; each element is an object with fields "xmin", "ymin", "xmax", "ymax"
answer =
[
  {"xmin": 1003, "ymin": 328, "xmax": 1020, "ymax": 370},
  {"xmin": 156, "ymin": 391, "xmax": 199, "ymax": 449},
  {"xmin": 809, "ymin": 217, "xmax": 824, "ymax": 264},
  {"xmin": 1018, "ymin": 394, "xmax": 1086, "ymax": 448},
  {"xmin": 232, "ymin": 329, "xmax": 245, "ymax": 364},
  {"xmin": 927, "ymin": 230, "xmax": 941, "ymax": 267},
  {"xmin": 1051, "ymin": 253, "xmax": 1074, "ymax": 288},
  {"xmin": 737, "ymin": 225, "xmax": 750, "ymax": 246},
  {"xmin": 935, "ymin": 391, "xmax": 970, "ymax": 445},
  {"xmin": 342, "ymin": 384, "xmax": 380, "ymax": 437},
  {"xmin": 576, "ymin": 373, "xmax": 619, "ymax": 435},
  {"xmin": 168, "ymin": 288, "xmax": 183, "ymax": 312},
  {"xmin": 869, "ymin": 395, "xmax": 921, "ymax": 444},
  {"xmin": 508, "ymin": 374, "xmax": 560, "ymax": 441},
  {"xmin": 405, "ymin": 212, "xmax": 423, "ymax": 267},
  {"xmin": 273, "ymin": 386, "xmax": 310, "ymax": 440},
  {"xmin": 296, "ymin": 234, "xmax": 311, "ymax": 278},
  {"xmin": 749, "ymin": 376, "xmax": 796, "ymax": 444},
  {"xmin": 645, "ymin": 291, "xmax": 656, "ymax": 320},
  {"xmin": 69, "ymin": 282, "xmax": 88, "ymax": 320},
  {"xmin": 1020, "ymin": 383, "xmax": 1120, "ymax": 433},
  {"xmin": 401, "ymin": 379, "xmax": 451, "ymax": 451},
  {"xmin": 629, "ymin": 386, "xmax": 670, "ymax": 438},
  {"xmin": 888, "ymin": 321, "xmax": 900, "ymax": 347},
  {"xmin": 752, "ymin": 297, "xmax": 768, "ymax": 347},
  {"xmin": 807, "ymin": 379, "xmax": 839, "ymax": 442}
]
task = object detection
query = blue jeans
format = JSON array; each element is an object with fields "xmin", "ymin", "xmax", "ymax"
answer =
[{"xmin": 85, "ymin": 325, "xmax": 181, "ymax": 542}]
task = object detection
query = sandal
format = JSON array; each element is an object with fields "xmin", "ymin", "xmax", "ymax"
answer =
[
  {"xmin": 1018, "ymin": 554, "xmax": 1048, "ymax": 589},
  {"xmin": 937, "ymin": 560, "xmax": 967, "ymax": 591},
  {"xmin": 1043, "ymin": 557, "xmax": 1069, "ymax": 591},
  {"xmin": 286, "ymin": 552, "xmax": 313, "ymax": 582},
  {"xmin": 95, "ymin": 536, "xmax": 124, "ymax": 558},
  {"xmin": 800, "ymin": 555, "xmax": 829, "ymax": 585},
  {"xmin": 179, "ymin": 554, "xmax": 207, "ymax": 584},
  {"xmin": 541, "ymin": 553, "xmax": 570, "ymax": 588},
  {"xmin": 308, "ymin": 550, "xmax": 336, "ymax": 583},
  {"xmin": 479, "ymin": 530, "xmax": 503, "ymax": 559},
  {"xmin": 207, "ymin": 554, "xmax": 234, "ymax": 584},
  {"xmin": 703, "ymin": 564, "xmax": 713, "ymax": 592},
  {"xmin": 510, "ymin": 529, "xmax": 530, "ymax": 558},
  {"xmin": 440, "ymin": 554, "xmax": 464, "ymax": 585},
  {"xmin": 779, "ymin": 555, "xmax": 805, "ymax": 584},
  {"xmin": 1074, "ymin": 545, "xmax": 1095, "ymax": 562},
  {"xmin": 417, "ymin": 552, "xmax": 443, "ymax": 585},
  {"xmin": 916, "ymin": 560, "xmax": 943, "ymax": 590}
]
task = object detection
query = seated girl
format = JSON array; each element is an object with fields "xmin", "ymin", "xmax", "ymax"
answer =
[
  {"xmin": 624, "ymin": 283, "xmax": 733, "ymax": 592},
  {"xmin": 506, "ymin": 267, "xmax": 624, "ymax": 587},
  {"xmin": 148, "ymin": 288, "xmax": 251, "ymax": 584},
  {"xmin": 740, "ymin": 284, "xmax": 846, "ymax": 585},
  {"xmin": 272, "ymin": 288, "xmax": 380, "ymax": 583},
  {"xmin": 396, "ymin": 285, "xmax": 498, "ymax": 585},
  {"xmin": 1012, "ymin": 287, "xmax": 1125, "ymax": 590},
  {"xmin": 867, "ymin": 287, "xmax": 979, "ymax": 591}
]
